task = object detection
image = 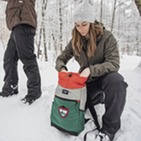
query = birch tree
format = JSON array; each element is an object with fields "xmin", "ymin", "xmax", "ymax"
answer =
[{"xmin": 37, "ymin": 0, "xmax": 48, "ymax": 61}]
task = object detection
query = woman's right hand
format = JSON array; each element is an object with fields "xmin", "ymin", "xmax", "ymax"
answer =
[{"xmin": 80, "ymin": 68, "xmax": 90, "ymax": 77}]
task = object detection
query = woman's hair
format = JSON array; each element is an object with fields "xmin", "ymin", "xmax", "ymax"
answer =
[{"xmin": 72, "ymin": 21, "xmax": 103, "ymax": 58}]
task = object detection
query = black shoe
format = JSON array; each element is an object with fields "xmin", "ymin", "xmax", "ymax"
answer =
[
  {"xmin": 99, "ymin": 129, "xmax": 115, "ymax": 141},
  {"xmin": 95, "ymin": 132, "xmax": 111, "ymax": 141},
  {"xmin": 11, "ymin": 85, "xmax": 18, "ymax": 94},
  {"xmin": 0, "ymin": 85, "xmax": 18, "ymax": 97},
  {"xmin": 21, "ymin": 95, "xmax": 36, "ymax": 105}
]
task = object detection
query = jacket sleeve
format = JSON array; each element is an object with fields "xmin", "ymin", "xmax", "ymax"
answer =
[
  {"xmin": 89, "ymin": 33, "xmax": 120, "ymax": 78},
  {"xmin": 55, "ymin": 40, "xmax": 74, "ymax": 71}
]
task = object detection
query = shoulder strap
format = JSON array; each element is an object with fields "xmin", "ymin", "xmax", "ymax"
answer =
[
  {"xmin": 83, "ymin": 101, "xmax": 100, "ymax": 141},
  {"xmin": 84, "ymin": 126, "xmax": 97, "ymax": 141},
  {"xmin": 88, "ymin": 101, "xmax": 100, "ymax": 130}
]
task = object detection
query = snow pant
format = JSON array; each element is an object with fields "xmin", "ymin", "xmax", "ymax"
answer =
[
  {"xmin": 86, "ymin": 72, "xmax": 128, "ymax": 135},
  {"xmin": 2, "ymin": 24, "xmax": 41, "ymax": 98}
]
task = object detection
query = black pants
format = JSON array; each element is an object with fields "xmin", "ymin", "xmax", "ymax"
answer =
[
  {"xmin": 2, "ymin": 24, "xmax": 41, "ymax": 98},
  {"xmin": 86, "ymin": 72, "xmax": 127, "ymax": 135}
]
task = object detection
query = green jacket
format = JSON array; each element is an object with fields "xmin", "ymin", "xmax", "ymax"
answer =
[
  {"xmin": 3, "ymin": 0, "xmax": 37, "ymax": 30},
  {"xmin": 56, "ymin": 28, "xmax": 120, "ymax": 81}
]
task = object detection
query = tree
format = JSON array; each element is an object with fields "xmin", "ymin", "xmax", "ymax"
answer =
[
  {"xmin": 37, "ymin": 0, "xmax": 48, "ymax": 61},
  {"xmin": 135, "ymin": 0, "xmax": 141, "ymax": 16},
  {"xmin": 111, "ymin": 0, "xmax": 117, "ymax": 32},
  {"xmin": 134, "ymin": 0, "xmax": 141, "ymax": 69},
  {"xmin": 59, "ymin": 0, "xmax": 63, "ymax": 52},
  {"xmin": 100, "ymin": 0, "xmax": 103, "ymax": 22}
]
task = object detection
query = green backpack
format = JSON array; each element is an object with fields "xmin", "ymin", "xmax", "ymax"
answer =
[{"xmin": 50, "ymin": 72, "xmax": 88, "ymax": 136}]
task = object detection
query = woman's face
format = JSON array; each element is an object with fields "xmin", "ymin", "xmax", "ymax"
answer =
[{"xmin": 75, "ymin": 21, "xmax": 90, "ymax": 36}]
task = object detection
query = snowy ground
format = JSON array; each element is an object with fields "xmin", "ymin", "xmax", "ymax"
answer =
[{"xmin": 0, "ymin": 44, "xmax": 141, "ymax": 141}]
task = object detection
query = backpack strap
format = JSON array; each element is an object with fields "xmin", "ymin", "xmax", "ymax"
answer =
[
  {"xmin": 84, "ymin": 91, "xmax": 105, "ymax": 141},
  {"xmin": 84, "ymin": 125, "xmax": 97, "ymax": 141},
  {"xmin": 88, "ymin": 101, "xmax": 100, "ymax": 130},
  {"xmin": 83, "ymin": 105, "xmax": 100, "ymax": 141},
  {"xmin": 87, "ymin": 90, "xmax": 105, "ymax": 129}
]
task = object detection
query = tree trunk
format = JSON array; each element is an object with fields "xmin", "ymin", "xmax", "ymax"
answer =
[
  {"xmin": 43, "ymin": 24, "xmax": 48, "ymax": 61},
  {"xmin": 37, "ymin": 0, "xmax": 48, "ymax": 61},
  {"xmin": 111, "ymin": 0, "xmax": 117, "ymax": 32},
  {"xmin": 37, "ymin": 24, "xmax": 43, "ymax": 58},
  {"xmin": 51, "ymin": 33, "xmax": 58, "ymax": 55},
  {"xmin": 59, "ymin": 0, "xmax": 63, "ymax": 52},
  {"xmin": 135, "ymin": 0, "xmax": 141, "ymax": 16},
  {"xmin": 100, "ymin": 0, "xmax": 103, "ymax": 22},
  {"xmin": 43, "ymin": 0, "xmax": 48, "ymax": 61}
]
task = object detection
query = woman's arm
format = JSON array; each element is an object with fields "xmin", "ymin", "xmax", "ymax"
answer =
[
  {"xmin": 55, "ymin": 40, "xmax": 74, "ymax": 72},
  {"xmin": 89, "ymin": 32, "xmax": 120, "ymax": 78}
]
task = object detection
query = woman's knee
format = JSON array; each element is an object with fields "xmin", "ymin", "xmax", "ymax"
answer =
[{"xmin": 101, "ymin": 72, "xmax": 128, "ymax": 90}]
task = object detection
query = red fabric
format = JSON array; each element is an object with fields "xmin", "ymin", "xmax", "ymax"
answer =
[{"xmin": 58, "ymin": 72, "xmax": 88, "ymax": 89}]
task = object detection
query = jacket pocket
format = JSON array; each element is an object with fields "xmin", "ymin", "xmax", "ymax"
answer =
[{"xmin": 6, "ymin": 3, "xmax": 22, "ymax": 29}]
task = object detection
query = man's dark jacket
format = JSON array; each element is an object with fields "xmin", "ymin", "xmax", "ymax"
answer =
[{"xmin": 3, "ymin": 0, "xmax": 37, "ymax": 30}]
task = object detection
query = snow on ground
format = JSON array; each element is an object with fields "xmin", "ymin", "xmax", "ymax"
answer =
[{"xmin": 0, "ymin": 44, "xmax": 141, "ymax": 141}]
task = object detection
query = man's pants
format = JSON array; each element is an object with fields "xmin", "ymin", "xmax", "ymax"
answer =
[{"xmin": 2, "ymin": 24, "xmax": 41, "ymax": 98}]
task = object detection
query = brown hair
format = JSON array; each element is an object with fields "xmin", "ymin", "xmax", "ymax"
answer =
[{"xmin": 72, "ymin": 22, "xmax": 103, "ymax": 58}]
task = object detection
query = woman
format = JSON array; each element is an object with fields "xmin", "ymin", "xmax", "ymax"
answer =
[{"xmin": 55, "ymin": 1, "xmax": 127, "ymax": 141}]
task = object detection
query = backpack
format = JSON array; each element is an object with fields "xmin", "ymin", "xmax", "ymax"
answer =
[{"xmin": 50, "ymin": 72, "xmax": 88, "ymax": 136}]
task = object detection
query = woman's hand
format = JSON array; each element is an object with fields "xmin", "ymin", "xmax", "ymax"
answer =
[
  {"xmin": 80, "ymin": 68, "xmax": 90, "ymax": 77},
  {"xmin": 60, "ymin": 68, "xmax": 68, "ymax": 72}
]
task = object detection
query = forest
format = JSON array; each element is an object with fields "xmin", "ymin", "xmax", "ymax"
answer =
[
  {"xmin": 0, "ymin": 1, "xmax": 141, "ymax": 141},
  {"xmin": 0, "ymin": 0, "xmax": 141, "ymax": 62}
]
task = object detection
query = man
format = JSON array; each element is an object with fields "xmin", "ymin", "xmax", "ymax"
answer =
[{"xmin": 0, "ymin": 0, "xmax": 41, "ymax": 105}]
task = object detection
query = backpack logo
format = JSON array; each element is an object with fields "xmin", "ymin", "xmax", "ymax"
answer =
[
  {"xmin": 62, "ymin": 89, "xmax": 69, "ymax": 95},
  {"xmin": 58, "ymin": 106, "xmax": 69, "ymax": 118}
]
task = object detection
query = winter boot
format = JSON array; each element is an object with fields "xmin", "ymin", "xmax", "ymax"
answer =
[
  {"xmin": 95, "ymin": 131, "xmax": 115, "ymax": 141},
  {"xmin": 0, "ymin": 82, "xmax": 18, "ymax": 97},
  {"xmin": 21, "ymin": 95, "xmax": 40, "ymax": 105}
]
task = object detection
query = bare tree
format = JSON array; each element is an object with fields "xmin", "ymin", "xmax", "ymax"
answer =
[
  {"xmin": 100, "ymin": 0, "xmax": 103, "ymax": 22},
  {"xmin": 134, "ymin": 0, "xmax": 141, "ymax": 68},
  {"xmin": 37, "ymin": 0, "xmax": 48, "ymax": 61},
  {"xmin": 111, "ymin": 0, "xmax": 117, "ymax": 32},
  {"xmin": 59, "ymin": 0, "xmax": 63, "ymax": 52},
  {"xmin": 135, "ymin": 0, "xmax": 141, "ymax": 16}
]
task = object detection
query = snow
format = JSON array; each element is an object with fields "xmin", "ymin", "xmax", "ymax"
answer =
[{"xmin": 0, "ymin": 44, "xmax": 141, "ymax": 141}]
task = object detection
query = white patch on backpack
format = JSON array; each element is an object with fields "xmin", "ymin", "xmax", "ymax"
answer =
[{"xmin": 58, "ymin": 106, "xmax": 69, "ymax": 118}]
